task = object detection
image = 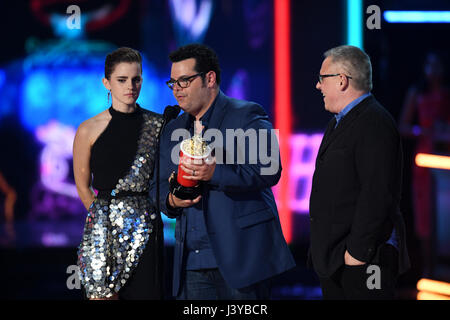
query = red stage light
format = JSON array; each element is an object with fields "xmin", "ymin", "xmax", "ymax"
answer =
[{"xmin": 274, "ymin": 0, "xmax": 292, "ymax": 243}]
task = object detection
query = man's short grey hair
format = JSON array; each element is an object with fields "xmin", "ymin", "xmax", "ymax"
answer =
[{"xmin": 324, "ymin": 45, "xmax": 372, "ymax": 92}]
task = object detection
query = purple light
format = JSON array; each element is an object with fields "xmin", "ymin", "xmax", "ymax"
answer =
[
  {"xmin": 35, "ymin": 121, "xmax": 78, "ymax": 198},
  {"xmin": 226, "ymin": 69, "xmax": 249, "ymax": 100},
  {"xmin": 41, "ymin": 232, "xmax": 69, "ymax": 247},
  {"xmin": 289, "ymin": 133, "xmax": 323, "ymax": 214},
  {"xmin": 169, "ymin": 0, "xmax": 213, "ymax": 42}
]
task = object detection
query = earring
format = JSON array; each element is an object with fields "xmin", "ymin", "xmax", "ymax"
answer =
[{"xmin": 107, "ymin": 91, "xmax": 111, "ymax": 105}]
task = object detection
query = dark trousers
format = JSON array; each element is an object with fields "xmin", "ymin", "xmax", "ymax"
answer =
[
  {"xmin": 319, "ymin": 244, "xmax": 399, "ymax": 300},
  {"xmin": 177, "ymin": 268, "xmax": 271, "ymax": 300}
]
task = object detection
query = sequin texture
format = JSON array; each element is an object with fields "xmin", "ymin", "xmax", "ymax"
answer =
[{"xmin": 77, "ymin": 112, "xmax": 164, "ymax": 299}]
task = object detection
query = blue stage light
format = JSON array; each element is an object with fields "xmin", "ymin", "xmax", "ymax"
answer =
[
  {"xmin": 347, "ymin": 0, "xmax": 364, "ymax": 49},
  {"xmin": 19, "ymin": 64, "xmax": 173, "ymax": 131},
  {"xmin": 0, "ymin": 69, "xmax": 5, "ymax": 88},
  {"xmin": 21, "ymin": 68, "xmax": 105, "ymax": 130},
  {"xmin": 384, "ymin": 11, "xmax": 450, "ymax": 23}
]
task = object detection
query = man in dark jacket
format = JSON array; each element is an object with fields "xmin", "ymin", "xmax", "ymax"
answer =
[
  {"xmin": 308, "ymin": 45, "xmax": 410, "ymax": 300},
  {"xmin": 151, "ymin": 43, "xmax": 295, "ymax": 299}
]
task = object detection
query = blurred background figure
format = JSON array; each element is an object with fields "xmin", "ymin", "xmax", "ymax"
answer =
[
  {"xmin": 399, "ymin": 52, "xmax": 450, "ymax": 277},
  {"xmin": 0, "ymin": 171, "xmax": 17, "ymax": 244}
]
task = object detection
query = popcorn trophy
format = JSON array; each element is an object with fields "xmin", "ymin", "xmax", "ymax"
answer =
[{"xmin": 169, "ymin": 135, "xmax": 212, "ymax": 200}]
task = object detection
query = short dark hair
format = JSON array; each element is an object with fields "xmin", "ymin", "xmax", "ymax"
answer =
[
  {"xmin": 105, "ymin": 47, "xmax": 142, "ymax": 79},
  {"xmin": 169, "ymin": 43, "xmax": 221, "ymax": 85}
]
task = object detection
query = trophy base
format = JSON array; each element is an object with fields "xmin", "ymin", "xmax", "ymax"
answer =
[{"xmin": 169, "ymin": 172, "xmax": 202, "ymax": 200}]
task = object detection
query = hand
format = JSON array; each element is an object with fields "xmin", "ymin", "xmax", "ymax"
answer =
[
  {"xmin": 168, "ymin": 192, "xmax": 201, "ymax": 208},
  {"xmin": 180, "ymin": 156, "xmax": 216, "ymax": 182},
  {"xmin": 344, "ymin": 250, "xmax": 366, "ymax": 266}
]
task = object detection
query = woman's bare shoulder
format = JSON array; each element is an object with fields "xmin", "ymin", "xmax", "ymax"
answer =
[{"xmin": 76, "ymin": 109, "xmax": 111, "ymax": 145}]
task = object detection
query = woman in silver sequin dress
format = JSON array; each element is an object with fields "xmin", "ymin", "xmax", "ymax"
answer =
[{"xmin": 73, "ymin": 47, "xmax": 164, "ymax": 300}]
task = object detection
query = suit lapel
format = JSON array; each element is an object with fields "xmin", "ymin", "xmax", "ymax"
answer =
[
  {"xmin": 317, "ymin": 117, "xmax": 336, "ymax": 156},
  {"xmin": 179, "ymin": 111, "xmax": 191, "ymax": 131},
  {"xmin": 207, "ymin": 90, "xmax": 228, "ymax": 130}
]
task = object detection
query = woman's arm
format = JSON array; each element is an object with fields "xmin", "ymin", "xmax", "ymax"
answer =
[{"xmin": 73, "ymin": 121, "xmax": 96, "ymax": 210}]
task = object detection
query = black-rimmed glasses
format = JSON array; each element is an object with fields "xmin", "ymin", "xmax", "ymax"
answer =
[
  {"xmin": 318, "ymin": 73, "xmax": 352, "ymax": 84},
  {"xmin": 166, "ymin": 72, "xmax": 204, "ymax": 90}
]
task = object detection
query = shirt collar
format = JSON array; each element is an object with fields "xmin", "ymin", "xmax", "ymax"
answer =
[{"xmin": 335, "ymin": 92, "xmax": 371, "ymax": 125}]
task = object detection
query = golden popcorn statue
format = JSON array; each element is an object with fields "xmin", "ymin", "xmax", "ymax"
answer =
[{"xmin": 169, "ymin": 135, "xmax": 211, "ymax": 200}]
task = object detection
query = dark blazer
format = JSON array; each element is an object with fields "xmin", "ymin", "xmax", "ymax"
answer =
[
  {"xmin": 308, "ymin": 95, "xmax": 410, "ymax": 279},
  {"xmin": 151, "ymin": 91, "xmax": 295, "ymax": 296}
]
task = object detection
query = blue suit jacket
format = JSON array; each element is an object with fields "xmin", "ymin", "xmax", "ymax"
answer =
[{"xmin": 150, "ymin": 91, "xmax": 295, "ymax": 296}]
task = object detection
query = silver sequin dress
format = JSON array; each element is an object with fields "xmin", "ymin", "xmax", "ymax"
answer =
[{"xmin": 77, "ymin": 106, "xmax": 164, "ymax": 299}]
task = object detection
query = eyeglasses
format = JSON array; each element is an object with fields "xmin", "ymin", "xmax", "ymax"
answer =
[
  {"xmin": 318, "ymin": 73, "xmax": 352, "ymax": 84},
  {"xmin": 166, "ymin": 72, "xmax": 204, "ymax": 90}
]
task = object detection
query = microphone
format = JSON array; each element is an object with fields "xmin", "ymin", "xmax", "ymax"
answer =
[
  {"xmin": 155, "ymin": 105, "xmax": 180, "ymax": 215},
  {"xmin": 163, "ymin": 105, "xmax": 181, "ymax": 123}
]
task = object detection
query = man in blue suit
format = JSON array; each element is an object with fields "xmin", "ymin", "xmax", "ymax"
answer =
[{"xmin": 151, "ymin": 43, "xmax": 295, "ymax": 299}]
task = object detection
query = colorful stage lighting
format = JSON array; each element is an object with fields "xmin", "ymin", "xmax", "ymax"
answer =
[
  {"xmin": 384, "ymin": 11, "xmax": 450, "ymax": 23},
  {"xmin": 346, "ymin": 0, "xmax": 364, "ymax": 48},
  {"xmin": 415, "ymin": 153, "xmax": 450, "ymax": 170},
  {"xmin": 417, "ymin": 278, "xmax": 450, "ymax": 300},
  {"xmin": 274, "ymin": 0, "xmax": 292, "ymax": 243}
]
